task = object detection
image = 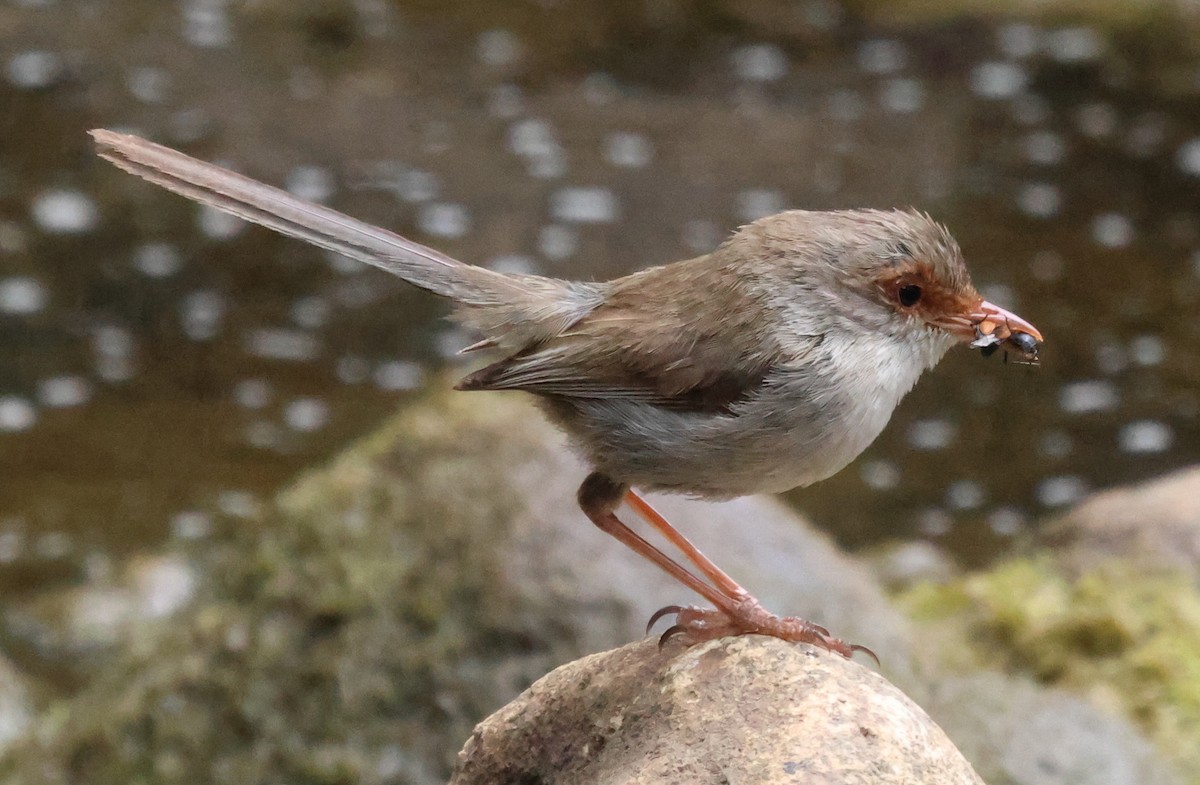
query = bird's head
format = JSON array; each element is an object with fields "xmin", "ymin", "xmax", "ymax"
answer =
[{"xmin": 742, "ymin": 209, "xmax": 1042, "ymax": 370}]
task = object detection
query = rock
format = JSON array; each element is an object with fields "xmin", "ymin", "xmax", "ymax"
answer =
[
  {"xmin": 0, "ymin": 388, "xmax": 912, "ymax": 785},
  {"xmin": 923, "ymin": 672, "xmax": 1177, "ymax": 785},
  {"xmin": 902, "ymin": 557, "xmax": 1197, "ymax": 783},
  {"xmin": 452, "ymin": 636, "xmax": 983, "ymax": 785},
  {"xmin": 0, "ymin": 386, "xmax": 1183, "ymax": 784},
  {"xmin": 1041, "ymin": 466, "xmax": 1200, "ymax": 579}
]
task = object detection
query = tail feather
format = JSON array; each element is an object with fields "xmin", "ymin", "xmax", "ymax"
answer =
[{"xmin": 90, "ymin": 130, "xmax": 603, "ymax": 348}]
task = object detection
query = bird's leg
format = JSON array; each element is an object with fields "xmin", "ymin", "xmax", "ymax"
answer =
[
  {"xmin": 623, "ymin": 489, "xmax": 868, "ymax": 660},
  {"xmin": 577, "ymin": 473, "xmax": 868, "ymax": 660},
  {"xmin": 577, "ymin": 473, "xmax": 737, "ymax": 611}
]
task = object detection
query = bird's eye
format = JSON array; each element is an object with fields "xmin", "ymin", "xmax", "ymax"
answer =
[{"xmin": 897, "ymin": 284, "xmax": 922, "ymax": 307}]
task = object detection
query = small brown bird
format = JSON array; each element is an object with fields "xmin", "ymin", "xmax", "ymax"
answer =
[{"xmin": 92, "ymin": 130, "xmax": 1041, "ymax": 659}]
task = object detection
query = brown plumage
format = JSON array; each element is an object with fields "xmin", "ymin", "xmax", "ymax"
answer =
[{"xmin": 91, "ymin": 129, "xmax": 1042, "ymax": 659}]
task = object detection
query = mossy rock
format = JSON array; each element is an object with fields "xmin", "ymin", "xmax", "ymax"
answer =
[{"xmin": 902, "ymin": 555, "xmax": 1200, "ymax": 780}]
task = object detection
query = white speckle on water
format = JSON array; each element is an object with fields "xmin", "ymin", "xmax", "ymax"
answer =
[
  {"xmin": 1025, "ymin": 131, "xmax": 1066, "ymax": 165},
  {"xmin": 92, "ymin": 325, "xmax": 136, "ymax": 382},
  {"xmin": 860, "ymin": 460, "xmax": 900, "ymax": 491},
  {"xmin": 1076, "ymin": 102, "xmax": 1117, "ymax": 139},
  {"xmin": 488, "ymin": 254, "xmax": 538, "ymax": 275},
  {"xmin": 880, "ymin": 78, "xmax": 924, "ymax": 114},
  {"xmin": 908, "ymin": 419, "xmax": 956, "ymax": 450},
  {"xmin": 998, "ymin": 23, "xmax": 1039, "ymax": 58},
  {"xmin": 198, "ymin": 204, "xmax": 244, "ymax": 240},
  {"xmin": 133, "ymin": 242, "xmax": 185, "ymax": 278},
  {"xmin": 181, "ymin": 289, "xmax": 225, "ymax": 341},
  {"xmin": 736, "ymin": 189, "xmax": 785, "ymax": 222},
  {"xmin": 1091, "ymin": 213, "xmax": 1134, "ymax": 248},
  {"xmin": 1037, "ymin": 475, "xmax": 1087, "ymax": 507},
  {"xmin": 857, "ymin": 39, "xmax": 908, "ymax": 74},
  {"xmin": 538, "ymin": 224, "xmax": 577, "ymax": 260},
  {"xmin": 126, "ymin": 66, "xmax": 170, "ymax": 103},
  {"xmin": 286, "ymin": 165, "xmax": 334, "ymax": 203},
  {"xmin": 946, "ymin": 480, "xmax": 985, "ymax": 511},
  {"xmin": 37, "ymin": 375, "xmax": 92, "ymax": 408},
  {"xmin": 1118, "ymin": 420, "xmax": 1173, "ymax": 454},
  {"xmin": 509, "ymin": 118, "xmax": 559, "ymax": 159},
  {"xmin": 374, "ymin": 360, "xmax": 424, "ymax": 391},
  {"xmin": 283, "ymin": 398, "xmax": 329, "ymax": 432},
  {"xmin": 1093, "ymin": 341, "xmax": 1128, "ymax": 376},
  {"xmin": 0, "ymin": 277, "xmax": 47, "ymax": 315},
  {"xmin": 604, "ymin": 132, "xmax": 654, "ymax": 169},
  {"xmin": 419, "ymin": 203, "xmax": 470, "ymax": 238},
  {"xmin": 1059, "ymin": 380, "xmax": 1118, "ymax": 413},
  {"xmin": 245, "ymin": 420, "xmax": 283, "ymax": 450},
  {"xmin": 7, "ymin": 49, "xmax": 62, "ymax": 89},
  {"xmin": 1039, "ymin": 429, "xmax": 1073, "ymax": 458},
  {"xmin": 290, "ymin": 296, "xmax": 329, "ymax": 330},
  {"xmin": 970, "ymin": 62, "xmax": 1027, "ymax": 99},
  {"xmin": 581, "ymin": 72, "xmax": 619, "ymax": 105},
  {"xmin": 397, "ymin": 169, "xmax": 439, "ymax": 203},
  {"xmin": 1017, "ymin": 182, "xmax": 1061, "ymax": 218},
  {"xmin": 170, "ymin": 510, "xmax": 213, "ymax": 541},
  {"xmin": 1129, "ymin": 334, "xmax": 1164, "ymax": 366},
  {"xmin": 35, "ymin": 531, "xmax": 71, "ymax": 559},
  {"xmin": 233, "ymin": 378, "xmax": 272, "ymax": 410},
  {"xmin": 1029, "ymin": 250, "xmax": 1065, "ymax": 282},
  {"xmin": 0, "ymin": 398, "xmax": 36, "ymax": 432},
  {"xmin": 477, "ymin": 28, "xmax": 522, "ymax": 66},
  {"xmin": 917, "ymin": 508, "xmax": 953, "ymax": 537},
  {"xmin": 216, "ymin": 490, "xmax": 259, "ymax": 518},
  {"xmin": 243, "ymin": 328, "xmax": 321, "ymax": 362},
  {"xmin": 31, "ymin": 189, "xmax": 99, "ymax": 234},
  {"xmin": 1177, "ymin": 138, "xmax": 1200, "ymax": 176},
  {"xmin": 0, "ymin": 529, "xmax": 23, "ymax": 564},
  {"xmin": 988, "ymin": 507, "xmax": 1027, "ymax": 536},
  {"xmin": 182, "ymin": 0, "xmax": 233, "ymax": 48},
  {"xmin": 1045, "ymin": 26, "xmax": 1104, "ymax": 63},
  {"xmin": 731, "ymin": 44, "xmax": 787, "ymax": 82},
  {"xmin": 551, "ymin": 187, "xmax": 618, "ymax": 224},
  {"xmin": 335, "ymin": 355, "xmax": 371, "ymax": 385},
  {"xmin": 682, "ymin": 220, "xmax": 722, "ymax": 254}
]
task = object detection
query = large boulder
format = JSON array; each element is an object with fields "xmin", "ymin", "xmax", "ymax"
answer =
[{"xmin": 452, "ymin": 637, "xmax": 983, "ymax": 785}]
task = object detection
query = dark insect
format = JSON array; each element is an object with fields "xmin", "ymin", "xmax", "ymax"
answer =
[
  {"xmin": 972, "ymin": 327, "xmax": 1040, "ymax": 364},
  {"xmin": 1007, "ymin": 330, "xmax": 1040, "ymax": 360}
]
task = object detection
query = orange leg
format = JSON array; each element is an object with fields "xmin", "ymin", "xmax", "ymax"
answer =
[{"xmin": 577, "ymin": 473, "xmax": 875, "ymax": 662}]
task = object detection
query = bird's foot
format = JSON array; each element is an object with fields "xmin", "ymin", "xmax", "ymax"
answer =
[{"xmin": 646, "ymin": 599, "xmax": 878, "ymax": 664}]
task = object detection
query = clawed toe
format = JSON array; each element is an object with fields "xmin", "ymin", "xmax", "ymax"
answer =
[
  {"xmin": 644, "ymin": 603, "xmax": 876, "ymax": 662},
  {"xmin": 646, "ymin": 604, "xmax": 687, "ymax": 634}
]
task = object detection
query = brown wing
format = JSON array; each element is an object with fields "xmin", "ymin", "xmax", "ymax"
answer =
[{"xmin": 455, "ymin": 260, "xmax": 820, "ymax": 414}]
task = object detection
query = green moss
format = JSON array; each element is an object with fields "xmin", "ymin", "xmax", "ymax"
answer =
[
  {"xmin": 900, "ymin": 556, "xmax": 1200, "ymax": 778},
  {"xmin": 0, "ymin": 388, "xmax": 589, "ymax": 785}
]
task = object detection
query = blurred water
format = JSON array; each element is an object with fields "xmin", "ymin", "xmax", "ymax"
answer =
[{"xmin": 0, "ymin": 0, "xmax": 1198, "ymax": 600}]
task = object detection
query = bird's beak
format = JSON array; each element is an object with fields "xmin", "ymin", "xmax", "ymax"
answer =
[{"xmin": 937, "ymin": 299, "xmax": 1043, "ymax": 360}]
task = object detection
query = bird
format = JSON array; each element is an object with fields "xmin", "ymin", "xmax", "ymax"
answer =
[{"xmin": 91, "ymin": 129, "xmax": 1042, "ymax": 659}]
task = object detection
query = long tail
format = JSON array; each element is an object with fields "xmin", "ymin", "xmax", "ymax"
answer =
[{"xmin": 91, "ymin": 129, "xmax": 603, "ymax": 348}]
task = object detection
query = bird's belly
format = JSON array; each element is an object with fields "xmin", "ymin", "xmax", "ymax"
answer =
[{"xmin": 542, "ymin": 391, "xmax": 893, "ymax": 499}]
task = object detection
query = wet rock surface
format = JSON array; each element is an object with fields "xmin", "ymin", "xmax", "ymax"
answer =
[
  {"xmin": 1042, "ymin": 466, "xmax": 1200, "ymax": 578},
  {"xmin": 452, "ymin": 637, "xmax": 984, "ymax": 785}
]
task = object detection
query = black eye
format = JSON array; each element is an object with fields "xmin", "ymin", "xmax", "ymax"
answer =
[{"xmin": 897, "ymin": 284, "xmax": 922, "ymax": 307}]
